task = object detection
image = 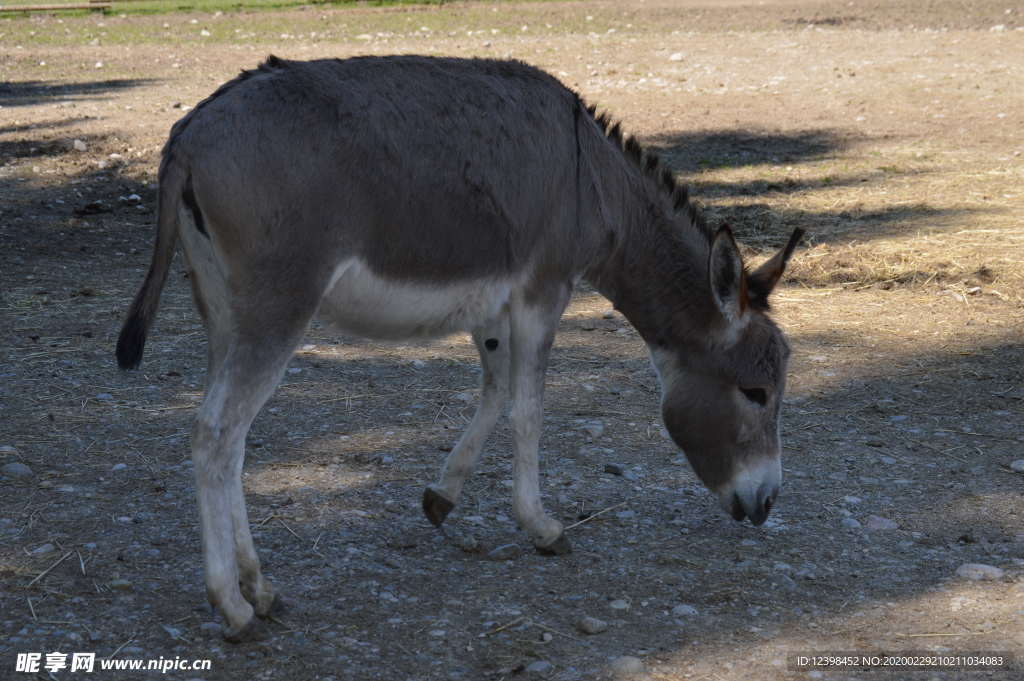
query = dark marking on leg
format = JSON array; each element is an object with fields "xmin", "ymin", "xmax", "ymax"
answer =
[
  {"xmin": 535, "ymin": 532, "xmax": 572, "ymax": 556},
  {"xmin": 484, "ymin": 338, "xmax": 499, "ymax": 351},
  {"xmin": 422, "ymin": 487, "xmax": 455, "ymax": 527}
]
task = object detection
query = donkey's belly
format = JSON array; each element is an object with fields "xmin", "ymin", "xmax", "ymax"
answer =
[{"xmin": 318, "ymin": 259, "xmax": 513, "ymax": 339}]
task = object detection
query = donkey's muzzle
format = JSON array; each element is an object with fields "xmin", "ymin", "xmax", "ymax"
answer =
[{"xmin": 729, "ymin": 484, "xmax": 777, "ymax": 526}]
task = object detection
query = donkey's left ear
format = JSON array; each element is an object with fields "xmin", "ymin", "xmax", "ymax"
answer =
[{"xmin": 747, "ymin": 228, "xmax": 805, "ymax": 310}]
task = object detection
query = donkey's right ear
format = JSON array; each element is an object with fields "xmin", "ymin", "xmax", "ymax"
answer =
[{"xmin": 708, "ymin": 225, "xmax": 747, "ymax": 324}]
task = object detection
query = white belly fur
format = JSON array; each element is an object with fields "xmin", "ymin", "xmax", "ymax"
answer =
[{"xmin": 318, "ymin": 259, "xmax": 515, "ymax": 339}]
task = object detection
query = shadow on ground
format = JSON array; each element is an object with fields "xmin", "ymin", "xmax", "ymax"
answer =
[
  {"xmin": 646, "ymin": 128, "xmax": 991, "ymax": 250},
  {"xmin": 0, "ymin": 78, "xmax": 157, "ymax": 108}
]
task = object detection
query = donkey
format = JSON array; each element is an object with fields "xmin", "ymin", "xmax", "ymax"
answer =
[{"xmin": 117, "ymin": 55, "xmax": 802, "ymax": 640}]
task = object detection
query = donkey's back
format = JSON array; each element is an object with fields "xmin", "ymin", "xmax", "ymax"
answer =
[{"xmin": 170, "ymin": 56, "xmax": 589, "ymax": 286}]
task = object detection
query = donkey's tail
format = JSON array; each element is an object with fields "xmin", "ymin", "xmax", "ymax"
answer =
[{"xmin": 116, "ymin": 155, "xmax": 188, "ymax": 369}]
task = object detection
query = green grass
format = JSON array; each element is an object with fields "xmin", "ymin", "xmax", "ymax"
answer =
[{"xmin": 0, "ymin": 0, "xmax": 485, "ymax": 17}]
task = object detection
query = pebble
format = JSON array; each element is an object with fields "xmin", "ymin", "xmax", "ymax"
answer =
[
  {"xmin": 609, "ymin": 599, "xmax": 630, "ymax": 611},
  {"xmin": 525, "ymin": 660, "xmax": 553, "ymax": 674},
  {"xmin": 607, "ymin": 656, "xmax": 645, "ymax": 678},
  {"xmin": 604, "ymin": 463, "xmax": 626, "ymax": 476},
  {"xmin": 576, "ymin": 616, "xmax": 608, "ymax": 634},
  {"xmin": 199, "ymin": 622, "xmax": 221, "ymax": 636},
  {"xmin": 73, "ymin": 139, "xmax": 88, "ymax": 152},
  {"xmin": 671, "ymin": 604, "xmax": 698, "ymax": 617},
  {"xmin": 864, "ymin": 515, "xmax": 898, "ymax": 530},
  {"xmin": 956, "ymin": 563, "xmax": 1005, "ymax": 581},
  {"xmin": 0, "ymin": 445, "xmax": 18, "ymax": 454},
  {"xmin": 108, "ymin": 578, "xmax": 133, "ymax": 591},
  {"xmin": 95, "ymin": 392, "xmax": 113, "ymax": 401},
  {"xmin": 111, "ymin": 463, "xmax": 127, "ymax": 472},
  {"xmin": 602, "ymin": 309, "xmax": 616, "ymax": 319},
  {"xmin": 582, "ymin": 421, "xmax": 605, "ymax": 439},
  {"xmin": 669, "ymin": 52, "xmax": 684, "ymax": 61},
  {"xmin": 486, "ymin": 544, "xmax": 521, "ymax": 561},
  {"xmin": 1009, "ymin": 460, "xmax": 1024, "ymax": 473},
  {"xmin": 2, "ymin": 462, "xmax": 34, "ymax": 478},
  {"xmin": 32, "ymin": 543, "xmax": 56, "ymax": 554},
  {"xmin": 841, "ymin": 517, "xmax": 862, "ymax": 529},
  {"xmin": 450, "ymin": 532, "xmax": 479, "ymax": 553}
]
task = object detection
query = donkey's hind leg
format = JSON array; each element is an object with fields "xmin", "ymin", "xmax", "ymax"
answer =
[
  {"xmin": 423, "ymin": 312, "xmax": 510, "ymax": 527},
  {"xmin": 192, "ymin": 310, "xmax": 313, "ymax": 641}
]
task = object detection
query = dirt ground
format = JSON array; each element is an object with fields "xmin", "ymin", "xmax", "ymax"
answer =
[{"xmin": 2, "ymin": 0, "xmax": 1023, "ymax": 679}]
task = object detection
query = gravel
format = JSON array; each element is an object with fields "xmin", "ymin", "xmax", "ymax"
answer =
[
  {"xmin": 955, "ymin": 563, "xmax": 1005, "ymax": 581},
  {"xmin": 576, "ymin": 616, "xmax": 609, "ymax": 635},
  {"xmin": 2, "ymin": 462, "xmax": 34, "ymax": 478},
  {"xmin": 607, "ymin": 656, "xmax": 645, "ymax": 678}
]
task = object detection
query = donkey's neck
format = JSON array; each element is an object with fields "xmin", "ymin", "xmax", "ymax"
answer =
[{"xmin": 587, "ymin": 202, "xmax": 716, "ymax": 348}]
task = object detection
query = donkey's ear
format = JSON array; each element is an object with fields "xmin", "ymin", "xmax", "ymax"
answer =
[
  {"xmin": 747, "ymin": 228, "xmax": 805, "ymax": 310},
  {"xmin": 708, "ymin": 225, "xmax": 747, "ymax": 323}
]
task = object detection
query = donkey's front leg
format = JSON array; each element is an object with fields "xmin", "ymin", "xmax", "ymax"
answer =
[
  {"xmin": 424, "ymin": 313, "xmax": 510, "ymax": 526},
  {"xmin": 508, "ymin": 289, "xmax": 572, "ymax": 555}
]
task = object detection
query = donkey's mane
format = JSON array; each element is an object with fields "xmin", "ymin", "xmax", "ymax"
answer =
[{"xmin": 583, "ymin": 103, "xmax": 712, "ymax": 243}]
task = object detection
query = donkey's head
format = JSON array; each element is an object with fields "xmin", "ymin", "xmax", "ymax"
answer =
[{"xmin": 651, "ymin": 227, "xmax": 803, "ymax": 526}]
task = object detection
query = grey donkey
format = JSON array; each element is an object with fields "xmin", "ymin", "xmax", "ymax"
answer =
[{"xmin": 117, "ymin": 55, "xmax": 804, "ymax": 640}]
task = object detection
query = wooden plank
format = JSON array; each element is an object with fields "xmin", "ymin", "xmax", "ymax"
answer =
[{"xmin": 0, "ymin": 2, "xmax": 110, "ymax": 9}]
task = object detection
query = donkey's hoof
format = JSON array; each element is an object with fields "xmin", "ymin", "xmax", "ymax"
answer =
[
  {"xmin": 423, "ymin": 487, "xmax": 455, "ymax": 527},
  {"xmin": 222, "ymin": 614, "xmax": 270, "ymax": 643},
  {"xmin": 535, "ymin": 533, "xmax": 572, "ymax": 556},
  {"xmin": 255, "ymin": 592, "xmax": 287, "ymax": 619}
]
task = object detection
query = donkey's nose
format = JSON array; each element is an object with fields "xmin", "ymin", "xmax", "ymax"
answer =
[{"xmin": 735, "ymin": 483, "xmax": 777, "ymax": 526}]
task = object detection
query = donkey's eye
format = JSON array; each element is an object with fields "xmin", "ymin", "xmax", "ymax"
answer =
[{"xmin": 740, "ymin": 387, "xmax": 767, "ymax": 406}]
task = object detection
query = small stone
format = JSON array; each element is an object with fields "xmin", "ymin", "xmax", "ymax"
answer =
[
  {"xmin": 607, "ymin": 655, "xmax": 645, "ymax": 678},
  {"xmin": 615, "ymin": 510, "xmax": 636, "ymax": 520},
  {"xmin": 108, "ymin": 578, "xmax": 132, "ymax": 591},
  {"xmin": 671, "ymin": 604, "xmax": 698, "ymax": 617},
  {"xmin": 608, "ymin": 599, "xmax": 630, "ymax": 611},
  {"xmin": 576, "ymin": 616, "xmax": 608, "ymax": 634},
  {"xmin": 450, "ymin": 532, "xmax": 479, "ymax": 553},
  {"xmin": 95, "ymin": 393, "xmax": 113, "ymax": 401},
  {"xmin": 0, "ymin": 445, "xmax": 18, "ymax": 454},
  {"xmin": 956, "ymin": 563, "xmax": 1005, "ymax": 581},
  {"xmin": 525, "ymin": 660, "xmax": 553, "ymax": 674},
  {"xmin": 602, "ymin": 309, "xmax": 616, "ymax": 319},
  {"xmin": 669, "ymin": 52, "xmax": 684, "ymax": 61},
  {"xmin": 2, "ymin": 462, "xmax": 33, "ymax": 478},
  {"xmin": 864, "ymin": 515, "xmax": 898, "ymax": 530},
  {"xmin": 1009, "ymin": 460, "xmax": 1024, "ymax": 473},
  {"xmin": 73, "ymin": 139, "xmax": 87, "ymax": 152},
  {"xmin": 842, "ymin": 495, "xmax": 862, "ymax": 505},
  {"xmin": 840, "ymin": 517, "xmax": 862, "ymax": 529},
  {"xmin": 582, "ymin": 421, "xmax": 604, "ymax": 439},
  {"xmin": 486, "ymin": 544, "xmax": 520, "ymax": 561},
  {"xmin": 604, "ymin": 463, "xmax": 625, "ymax": 476},
  {"xmin": 31, "ymin": 543, "xmax": 56, "ymax": 555},
  {"xmin": 111, "ymin": 463, "xmax": 127, "ymax": 472},
  {"xmin": 451, "ymin": 392, "xmax": 474, "ymax": 403}
]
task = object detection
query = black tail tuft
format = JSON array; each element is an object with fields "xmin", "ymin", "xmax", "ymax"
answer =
[{"xmin": 116, "ymin": 311, "xmax": 148, "ymax": 370}]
